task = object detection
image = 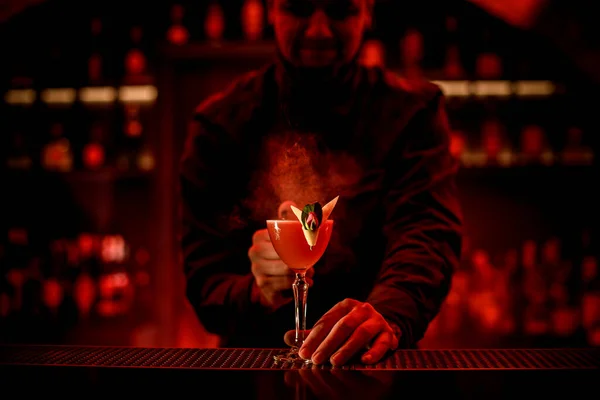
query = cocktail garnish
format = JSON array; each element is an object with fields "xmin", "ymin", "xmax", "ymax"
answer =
[
  {"xmin": 321, "ymin": 195, "xmax": 338, "ymax": 222},
  {"xmin": 301, "ymin": 202, "xmax": 322, "ymax": 231},
  {"xmin": 290, "ymin": 196, "xmax": 339, "ymax": 249}
]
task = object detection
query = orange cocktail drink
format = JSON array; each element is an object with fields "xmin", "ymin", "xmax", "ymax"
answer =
[{"xmin": 266, "ymin": 219, "xmax": 334, "ymax": 273}]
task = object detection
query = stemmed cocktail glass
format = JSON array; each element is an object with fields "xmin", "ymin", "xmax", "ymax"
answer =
[{"xmin": 266, "ymin": 196, "xmax": 338, "ymax": 364}]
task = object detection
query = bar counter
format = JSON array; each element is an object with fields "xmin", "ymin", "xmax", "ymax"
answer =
[{"xmin": 1, "ymin": 345, "xmax": 599, "ymax": 399}]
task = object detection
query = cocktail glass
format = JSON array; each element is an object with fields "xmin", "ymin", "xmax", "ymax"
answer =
[{"xmin": 266, "ymin": 217, "xmax": 334, "ymax": 363}]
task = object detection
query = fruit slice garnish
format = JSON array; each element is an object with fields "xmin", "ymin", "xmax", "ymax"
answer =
[
  {"xmin": 290, "ymin": 196, "xmax": 338, "ymax": 249},
  {"xmin": 321, "ymin": 195, "xmax": 339, "ymax": 222}
]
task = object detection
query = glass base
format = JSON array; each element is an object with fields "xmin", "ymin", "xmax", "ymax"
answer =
[{"xmin": 273, "ymin": 347, "xmax": 312, "ymax": 364}]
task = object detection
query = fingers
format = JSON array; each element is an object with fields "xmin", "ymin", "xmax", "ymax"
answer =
[
  {"xmin": 251, "ymin": 258, "xmax": 292, "ymax": 276},
  {"xmin": 298, "ymin": 300, "xmax": 399, "ymax": 366},
  {"xmin": 360, "ymin": 330, "xmax": 397, "ymax": 364},
  {"xmin": 284, "ymin": 330, "xmax": 295, "ymax": 347},
  {"xmin": 249, "ymin": 248, "xmax": 315, "ymax": 281},
  {"xmin": 299, "ymin": 301, "xmax": 369, "ymax": 364},
  {"xmin": 329, "ymin": 319, "xmax": 381, "ymax": 366},
  {"xmin": 248, "ymin": 240, "xmax": 281, "ymax": 261},
  {"xmin": 319, "ymin": 298, "xmax": 359, "ymax": 320},
  {"xmin": 252, "ymin": 229, "xmax": 271, "ymax": 243}
]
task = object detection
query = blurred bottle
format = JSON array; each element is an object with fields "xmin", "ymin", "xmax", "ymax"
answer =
[
  {"xmin": 496, "ymin": 248, "xmax": 519, "ymax": 336},
  {"xmin": 481, "ymin": 118, "xmax": 513, "ymax": 167},
  {"xmin": 560, "ymin": 126, "xmax": 594, "ymax": 166},
  {"xmin": 5, "ymin": 229, "xmax": 28, "ymax": 314},
  {"xmin": 136, "ymin": 145, "xmax": 156, "ymax": 172},
  {"xmin": 116, "ymin": 104, "xmax": 143, "ymax": 172},
  {"xmin": 457, "ymin": 130, "xmax": 489, "ymax": 168},
  {"xmin": 205, "ymin": 0, "xmax": 225, "ymax": 42},
  {"xmin": 581, "ymin": 257, "xmax": 600, "ymax": 346},
  {"xmin": 42, "ymin": 239, "xmax": 67, "ymax": 316},
  {"xmin": 122, "ymin": 103, "xmax": 155, "ymax": 172},
  {"xmin": 521, "ymin": 240, "xmax": 551, "ymax": 338},
  {"xmin": 443, "ymin": 16, "xmax": 465, "ymax": 79},
  {"xmin": 82, "ymin": 123, "xmax": 106, "ymax": 170},
  {"xmin": 541, "ymin": 237, "xmax": 580, "ymax": 338},
  {"xmin": 124, "ymin": 26, "xmax": 148, "ymax": 83},
  {"xmin": 5, "ymin": 131, "xmax": 33, "ymax": 171},
  {"xmin": 518, "ymin": 124, "xmax": 554, "ymax": 166},
  {"xmin": 167, "ymin": 4, "xmax": 190, "ymax": 46},
  {"xmin": 101, "ymin": 234, "xmax": 128, "ymax": 265},
  {"xmin": 475, "ymin": 28, "xmax": 502, "ymax": 79},
  {"xmin": 95, "ymin": 234, "xmax": 134, "ymax": 318},
  {"xmin": 543, "ymin": 237, "xmax": 570, "ymax": 303},
  {"xmin": 469, "ymin": 249, "xmax": 504, "ymax": 334},
  {"xmin": 579, "ymin": 229, "xmax": 600, "ymax": 346},
  {"xmin": 73, "ymin": 234, "xmax": 100, "ymax": 320},
  {"xmin": 6, "ymin": 266, "xmax": 26, "ymax": 316},
  {"xmin": 449, "ymin": 129, "xmax": 467, "ymax": 163},
  {"xmin": 461, "ymin": 124, "xmax": 486, "ymax": 168},
  {"xmin": 241, "ymin": 0, "xmax": 265, "ymax": 41},
  {"xmin": 77, "ymin": 233, "xmax": 102, "ymax": 276},
  {"xmin": 359, "ymin": 39, "xmax": 385, "ymax": 68},
  {"xmin": 97, "ymin": 269, "xmax": 134, "ymax": 318},
  {"xmin": 87, "ymin": 17, "xmax": 107, "ymax": 85},
  {"xmin": 124, "ymin": 104, "xmax": 143, "ymax": 138},
  {"xmin": 399, "ymin": 28, "xmax": 424, "ymax": 80},
  {"xmin": 73, "ymin": 268, "xmax": 96, "ymax": 320},
  {"xmin": 41, "ymin": 122, "xmax": 73, "ymax": 172}
]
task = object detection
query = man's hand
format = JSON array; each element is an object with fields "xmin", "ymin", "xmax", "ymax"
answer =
[
  {"xmin": 248, "ymin": 229, "xmax": 313, "ymax": 310},
  {"xmin": 284, "ymin": 298, "xmax": 399, "ymax": 366}
]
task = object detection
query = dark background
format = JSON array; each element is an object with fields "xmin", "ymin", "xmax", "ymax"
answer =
[{"xmin": 0, "ymin": 0, "xmax": 598, "ymax": 349}]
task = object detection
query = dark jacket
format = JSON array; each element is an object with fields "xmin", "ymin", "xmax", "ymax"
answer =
[{"xmin": 179, "ymin": 57, "xmax": 463, "ymax": 348}]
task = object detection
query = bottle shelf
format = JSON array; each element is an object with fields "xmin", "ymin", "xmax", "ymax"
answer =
[
  {"xmin": 432, "ymin": 79, "xmax": 562, "ymax": 98},
  {"xmin": 1, "ymin": 79, "xmax": 564, "ymax": 109},
  {"xmin": 2, "ymin": 84, "xmax": 158, "ymax": 107}
]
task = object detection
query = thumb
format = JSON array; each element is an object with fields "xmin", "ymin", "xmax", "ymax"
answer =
[{"xmin": 283, "ymin": 329, "xmax": 311, "ymax": 347}]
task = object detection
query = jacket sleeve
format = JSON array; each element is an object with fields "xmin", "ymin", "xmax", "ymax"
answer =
[
  {"xmin": 367, "ymin": 90, "xmax": 463, "ymax": 347},
  {"xmin": 178, "ymin": 112, "xmax": 263, "ymax": 342}
]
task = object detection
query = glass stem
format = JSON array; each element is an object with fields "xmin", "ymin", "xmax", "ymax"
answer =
[{"xmin": 293, "ymin": 272, "xmax": 309, "ymax": 349}]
